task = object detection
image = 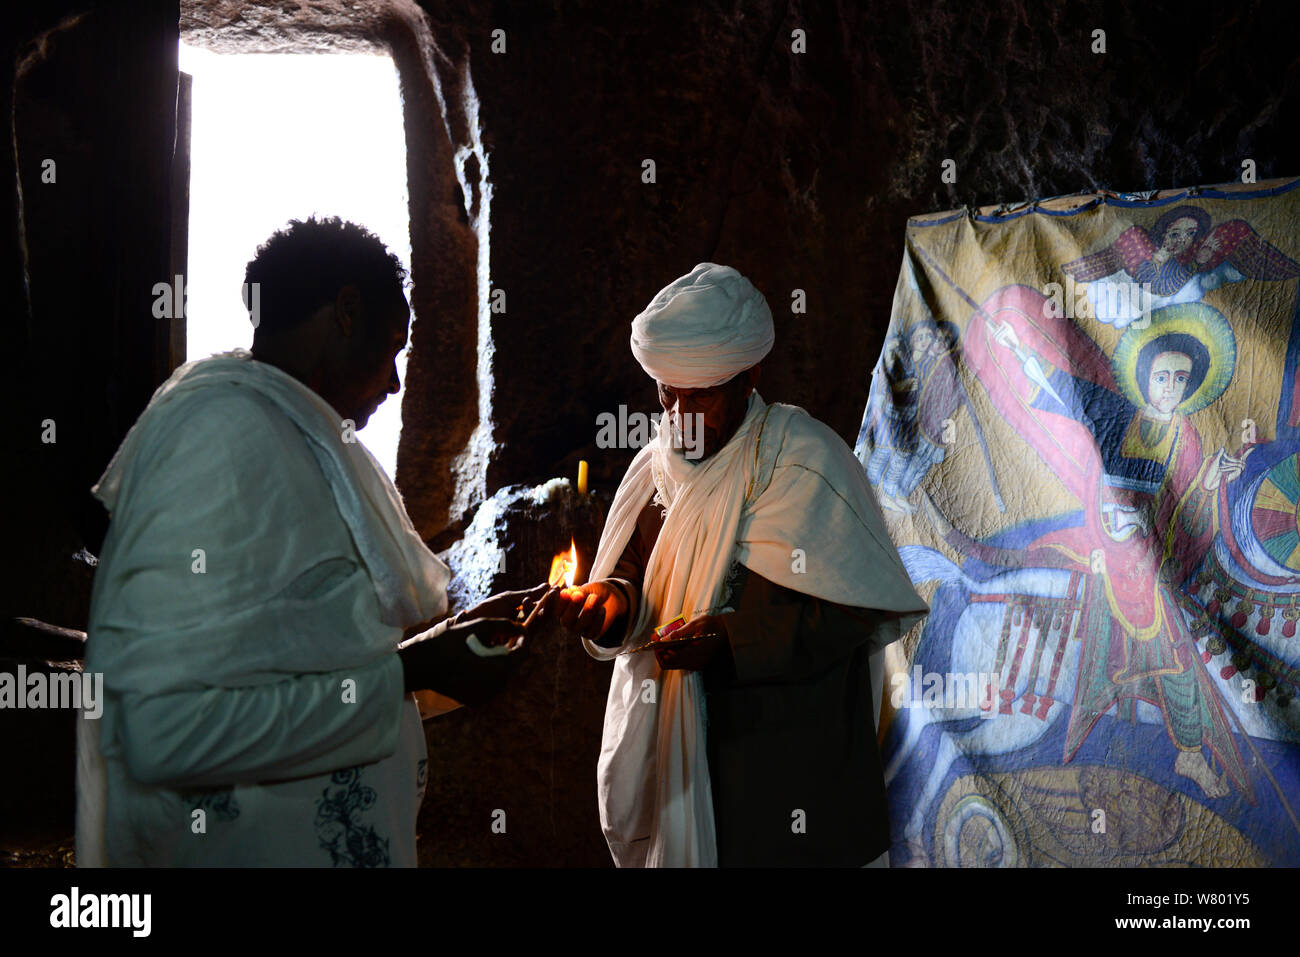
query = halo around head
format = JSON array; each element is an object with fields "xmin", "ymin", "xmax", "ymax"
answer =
[{"xmin": 1111, "ymin": 302, "xmax": 1236, "ymax": 414}]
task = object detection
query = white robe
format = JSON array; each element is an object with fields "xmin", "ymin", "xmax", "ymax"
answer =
[
  {"xmin": 584, "ymin": 391, "xmax": 927, "ymax": 867},
  {"xmin": 78, "ymin": 351, "xmax": 448, "ymax": 866}
]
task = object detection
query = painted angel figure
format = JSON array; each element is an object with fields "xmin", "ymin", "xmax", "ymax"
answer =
[
  {"xmin": 964, "ymin": 287, "xmax": 1252, "ymax": 800},
  {"xmin": 1063, "ymin": 205, "xmax": 1300, "ymax": 327}
]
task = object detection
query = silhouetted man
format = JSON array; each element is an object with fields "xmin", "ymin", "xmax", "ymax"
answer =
[{"xmin": 78, "ymin": 216, "xmax": 528, "ymax": 866}]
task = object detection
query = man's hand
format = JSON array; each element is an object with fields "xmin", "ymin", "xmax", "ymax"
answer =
[
  {"xmin": 654, "ymin": 614, "xmax": 729, "ymax": 672},
  {"xmin": 461, "ymin": 583, "xmax": 551, "ymax": 624},
  {"xmin": 545, "ymin": 580, "xmax": 629, "ymax": 642},
  {"xmin": 398, "ymin": 617, "xmax": 525, "ymax": 701}
]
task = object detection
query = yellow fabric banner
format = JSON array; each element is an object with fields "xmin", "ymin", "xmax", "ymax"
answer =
[{"xmin": 858, "ymin": 178, "xmax": 1300, "ymax": 866}]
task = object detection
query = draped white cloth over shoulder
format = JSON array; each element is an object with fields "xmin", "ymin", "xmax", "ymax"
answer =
[
  {"xmin": 584, "ymin": 391, "xmax": 929, "ymax": 867},
  {"xmin": 78, "ymin": 350, "xmax": 448, "ymax": 866},
  {"xmin": 92, "ymin": 350, "xmax": 450, "ymax": 675}
]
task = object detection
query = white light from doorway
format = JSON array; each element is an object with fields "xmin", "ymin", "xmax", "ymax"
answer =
[{"xmin": 179, "ymin": 43, "xmax": 411, "ymax": 479}]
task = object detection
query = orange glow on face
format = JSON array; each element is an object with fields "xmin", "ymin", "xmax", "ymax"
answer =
[{"xmin": 549, "ymin": 539, "xmax": 578, "ymax": 588}]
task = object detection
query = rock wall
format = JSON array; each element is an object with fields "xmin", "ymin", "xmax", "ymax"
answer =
[
  {"xmin": 426, "ymin": 480, "xmax": 612, "ymax": 866},
  {"xmin": 404, "ymin": 0, "xmax": 1300, "ymax": 540},
  {"xmin": 4, "ymin": 0, "xmax": 181, "ymax": 862}
]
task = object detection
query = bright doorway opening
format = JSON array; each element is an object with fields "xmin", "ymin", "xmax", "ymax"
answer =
[{"xmin": 179, "ymin": 43, "xmax": 411, "ymax": 478}]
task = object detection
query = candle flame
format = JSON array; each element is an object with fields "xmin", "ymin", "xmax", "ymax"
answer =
[{"xmin": 548, "ymin": 539, "xmax": 578, "ymax": 588}]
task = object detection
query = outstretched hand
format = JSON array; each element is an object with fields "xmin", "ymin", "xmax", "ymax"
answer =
[
  {"xmin": 461, "ymin": 582, "xmax": 552, "ymax": 625},
  {"xmin": 1204, "ymin": 446, "xmax": 1252, "ymax": 490}
]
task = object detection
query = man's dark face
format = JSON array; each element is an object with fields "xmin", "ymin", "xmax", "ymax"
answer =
[
  {"xmin": 336, "ymin": 291, "xmax": 410, "ymax": 429},
  {"xmin": 657, "ymin": 368, "xmax": 756, "ymax": 461}
]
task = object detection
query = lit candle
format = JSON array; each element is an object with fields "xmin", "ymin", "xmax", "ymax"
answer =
[
  {"xmin": 522, "ymin": 541, "xmax": 580, "ymax": 629},
  {"xmin": 577, "ymin": 459, "xmax": 589, "ymax": 495}
]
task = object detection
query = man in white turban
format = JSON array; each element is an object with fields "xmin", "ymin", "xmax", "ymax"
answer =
[
  {"xmin": 548, "ymin": 263, "xmax": 928, "ymax": 866},
  {"xmin": 78, "ymin": 216, "xmax": 533, "ymax": 867}
]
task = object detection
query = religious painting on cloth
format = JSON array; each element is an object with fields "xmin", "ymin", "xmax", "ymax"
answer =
[{"xmin": 857, "ymin": 177, "xmax": 1300, "ymax": 866}]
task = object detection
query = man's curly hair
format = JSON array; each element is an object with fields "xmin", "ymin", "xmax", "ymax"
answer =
[{"xmin": 244, "ymin": 216, "xmax": 407, "ymax": 336}]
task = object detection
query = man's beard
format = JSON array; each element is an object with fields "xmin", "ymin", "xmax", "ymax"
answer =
[{"xmin": 668, "ymin": 413, "xmax": 708, "ymax": 460}]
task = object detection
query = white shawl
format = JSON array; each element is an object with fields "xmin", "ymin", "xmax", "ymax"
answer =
[
  {"xmin": 584, "ymin": 391, "xmax": 927, "ymax": 867},
  {"xmin": 78, "ymin": 350, "xmax": 448, "ymax": 865},
  {"xmin": 88, "ymin": 350, "xmax": 448, "ymax": 693}
]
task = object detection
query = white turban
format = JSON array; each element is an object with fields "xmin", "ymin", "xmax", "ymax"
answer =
[{"xmin": 630, "ymin": 263, "xmax": 774, "ymax": 388}]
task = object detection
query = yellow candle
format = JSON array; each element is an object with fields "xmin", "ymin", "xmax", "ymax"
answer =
[{"xmin": 577, "ymin": 459, "xmax": 589, "ymax": 495}]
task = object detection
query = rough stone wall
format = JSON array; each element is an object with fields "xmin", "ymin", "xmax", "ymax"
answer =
[
  {"xmin": 4, "ymin": 0, "xmax": 181, "ymax": 860},
  {"xmin": 174, "ymin": 0, "xmax": 1300, "ymax": 540},
  {"xmin": 408, "ymin": 0, "xmax": 1300, "ymax": 538},
  {"xmin": 425, "ymin": 480, "xmax": 611, "ymax": 866}
]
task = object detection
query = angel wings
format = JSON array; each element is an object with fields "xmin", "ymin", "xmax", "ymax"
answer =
[
  {"xmin": 1066, "ymin": 219, "xmax": 1299, "ymax": 284},
  {"xmin": 1060, "ymin": 206, "xmax": 1299, "ymax": 327}
]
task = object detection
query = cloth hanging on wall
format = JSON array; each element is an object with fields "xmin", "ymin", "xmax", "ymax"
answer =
[{"xmin": 858, "ymin": 177, "xmax": 1300, "ymax": 867}]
